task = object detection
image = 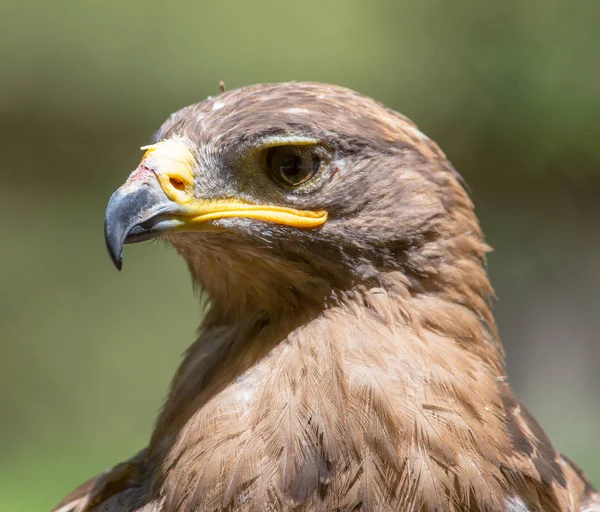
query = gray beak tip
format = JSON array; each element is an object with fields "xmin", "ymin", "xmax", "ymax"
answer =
[
  {"xmin": 111, "ymin": 253, "xmax": 124, "ymax": 272},
  {"xmin": 104, "ymin": 217, "xmax": 125, "ymax": 271}
]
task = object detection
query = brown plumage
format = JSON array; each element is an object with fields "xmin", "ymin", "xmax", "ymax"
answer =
[{"xmin": 54, "ymin": 82, "xmax": 598, "ymax": 511}]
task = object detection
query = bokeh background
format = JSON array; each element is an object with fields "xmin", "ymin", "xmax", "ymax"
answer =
[{"xmin": 1, "ymin": 1, "xmax": 598, "ymax": 510}]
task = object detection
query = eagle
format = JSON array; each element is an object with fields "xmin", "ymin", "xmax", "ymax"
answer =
[{"xmin": 54, "ymin": 82, "xmax": 598, "ymax": 511}]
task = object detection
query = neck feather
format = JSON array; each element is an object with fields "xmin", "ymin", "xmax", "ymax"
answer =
[{"xmin": 147, "ymin": 267, "xmax": 515, "ymax": 510}]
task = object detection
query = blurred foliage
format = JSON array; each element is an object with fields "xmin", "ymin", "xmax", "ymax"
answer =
[{"xmin": 0, "ymin": 1, "xmax": 598, "ymax": 510}]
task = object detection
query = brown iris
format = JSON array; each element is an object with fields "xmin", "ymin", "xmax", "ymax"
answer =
[{"xmin": 266, "ymin": 146, "xmax": 320, "ymax": 186}]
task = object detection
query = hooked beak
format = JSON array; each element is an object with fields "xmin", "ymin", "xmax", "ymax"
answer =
[
  {"xmin": 104, "ymin": 139, "xmax": 328, "ymax": 270},
  {"xmin": 104, "ymin": 176, "xmax": 184, "ymax": 270}
]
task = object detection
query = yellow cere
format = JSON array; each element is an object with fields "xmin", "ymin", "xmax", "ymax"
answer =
[{"xmin": 139, "ymin": 139, "xmax": 197, "ymax": 203}]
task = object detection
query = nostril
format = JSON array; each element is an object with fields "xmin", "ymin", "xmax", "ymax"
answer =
[{"xmin": 169, "ymin": 177, "xmax": 186, "ymax": 191}]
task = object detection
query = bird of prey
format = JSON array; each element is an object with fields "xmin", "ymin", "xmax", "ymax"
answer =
[{"xmin": 54, "ymin": 82, "xmax": 598, "ymax": 511}]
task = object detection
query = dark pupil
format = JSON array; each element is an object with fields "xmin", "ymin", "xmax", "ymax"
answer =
[
  {"xmin": 281, "ymin": 155, "xmax": 305, "ymax": 180},
  {"xmin": 275, "ymin": 149, "xmax": 315, "ymax": 185}
]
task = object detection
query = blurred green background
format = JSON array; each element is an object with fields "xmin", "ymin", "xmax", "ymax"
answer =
[{"xmin": 1, "ymin": 1, "xmax": 598, "ymax": 510}]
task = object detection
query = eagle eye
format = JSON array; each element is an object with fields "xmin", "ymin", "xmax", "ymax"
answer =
[{"xmin": 266, "ymin": 146, "xmax": 320, "ymax": 187}]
